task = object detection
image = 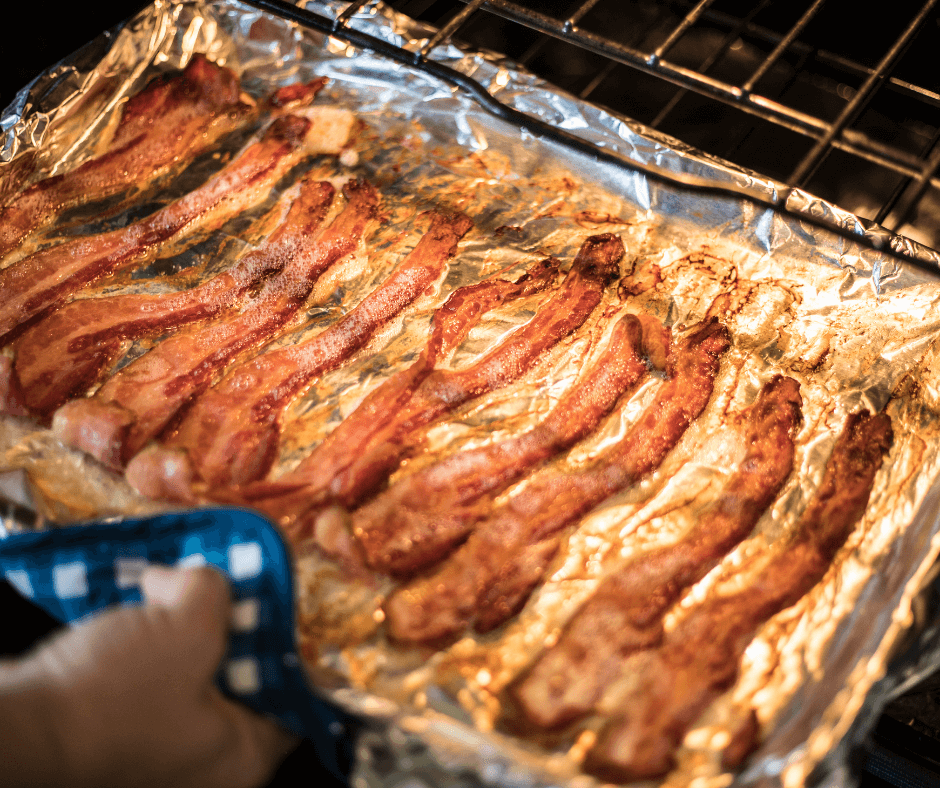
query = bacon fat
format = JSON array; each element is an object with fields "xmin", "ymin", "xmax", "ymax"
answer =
[
  {"xmin": 12, "ymin": 179, "xmax": 336, "ymax": 418},
  {"xmin": 54, "ymin": 178, "xmax": 377, "ymax": 473},
  {"xmin": 0, "ymin": 107, "xmax": 355, "ymax": 346},
  {"xmin": 0, "ymin": 55, "xmax": 254, "ymax": 258},
  {"xmin": 154, "ymin": 209, "xmax": 474, "ymax": 493},
  {"xmin": 506, "ymin": 375, "xmax": 803, "ymax": 731},
  {"xmin": 384, "ymin": 317, "xmax": 731, "ymax": 644},
  {"xmin": 583, "ymin": 410, "xmax": 893, "ymax": 783},
  {"xmin": 251, "ymin": 233, "xmax": 624, "ymax": 540},
  {"xmin": 352, "ymin": 311, "xmax": 654, "ymax": 576}
]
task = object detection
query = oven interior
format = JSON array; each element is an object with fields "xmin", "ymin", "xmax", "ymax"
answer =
[{"xmin": 4, "ymin": 1, "xmax": 940, "ymax": 787}]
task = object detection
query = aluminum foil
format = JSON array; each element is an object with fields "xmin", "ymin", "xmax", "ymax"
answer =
[{"xmin": 3, "ymin": 2, "xmax": 940, "ymax": 788}]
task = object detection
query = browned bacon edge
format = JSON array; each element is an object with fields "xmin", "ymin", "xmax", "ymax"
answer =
[
  {"xmin": 237, "ymin": 256, "xmax": 561, "ymax": 535},
  {"xmin": 383, "ymin": 317, "xmax": 732, "ymax": 645},
  {"xmin": 505, "ymin": 375, "xmax": 803, "ymax": 731},
  {"xmin": 147, "ymin": 209, "xmax": 475, "ymax": 494},
  {"xmin": 352, "ymin": 311, "xmax": 656, "ymax": 577},
  {"xmin": 255, "ymin": 232, "xmax": 624, "ymax": 543},
  {"xmin": 0, "ymin": 56, "xmax": 252, "ymax": 258},
  {"xmin": 583, "ymin": 410, "xmax": 894, "ymax": 783},
  {"xmin": 53, "ymin": 178, "xmax": 378, "ymax": 474},
  {"xmin": 11, "ymin": 179, "xmax": 337, "ymax": 418},
  {"xmin": 0, "ymin": 106, "xmax": 354, "ymax": 347}
]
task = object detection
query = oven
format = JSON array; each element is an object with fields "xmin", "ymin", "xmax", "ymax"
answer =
[{"xmin": 3, "ymin": 2, "xmax": 940, "ymax": 788}]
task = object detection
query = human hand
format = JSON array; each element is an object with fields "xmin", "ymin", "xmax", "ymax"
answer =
[{"xmin": 14, "ymin": 564, "xmax": 299, "ymax": 788}]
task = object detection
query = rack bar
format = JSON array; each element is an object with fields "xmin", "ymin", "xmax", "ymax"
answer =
[
  {"xmin": 742, "ymin": 0, "xmax": 827, "ymax": 94},
  {"xmin": 789, "ymin": 0, "xmax": 939, "ymax": 186}
]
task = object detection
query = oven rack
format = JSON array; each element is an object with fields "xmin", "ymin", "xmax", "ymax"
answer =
[{"xmin": 244, "ymin": 0, "xmax": 940, "ymax": 275}]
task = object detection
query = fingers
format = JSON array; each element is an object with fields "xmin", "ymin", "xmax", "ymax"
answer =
[{"xmin": 141, "ymin": 564, "xmax": 233, "ymax": 674}]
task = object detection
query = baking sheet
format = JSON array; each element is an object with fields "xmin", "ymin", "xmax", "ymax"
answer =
[{"xmin": 3, "ymin": 2, "xmax": 940, "ymax": 788}]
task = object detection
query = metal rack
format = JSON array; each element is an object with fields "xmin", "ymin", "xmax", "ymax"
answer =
[{"xmin": 378, "ymin": 0, "xmax": 940, "ymax": 251}]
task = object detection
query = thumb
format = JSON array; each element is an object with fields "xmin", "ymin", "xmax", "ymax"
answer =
[{"xmin": 141, "ymin": 564, "xmax": 232, "ymax": 674}]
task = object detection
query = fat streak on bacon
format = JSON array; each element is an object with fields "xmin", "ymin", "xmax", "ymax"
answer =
[
  {"xmin": 53, "ymin": 177, "xmax": 376, "ymax": 474},
  {"xmin": 383, "ymin": 317, "xmax": 731, "ymax": 644},
  {"xmin": 584, "ymin": 410, "xmax": 893, "ymax": 783},
  {"xmin": 351, "ymin": 310, "xmax": 659, "ymax": 577},
  {"xmin": 506, "ymin": 375, "xmax": 803, "ymax": 731},
  {"xmin": 0, "ymin": 107, "xmax": 356, "ymax": 346}
]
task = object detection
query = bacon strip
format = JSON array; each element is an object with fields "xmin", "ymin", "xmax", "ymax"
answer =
[
  {"xmin": 583, "ymin": 410, "xmax": 893, "ymax": 783},
  {"xmin": 53, "ymin": 178, "xmax": 377, "ymax": 472},
  {"xmin": 142, "ymin": 210, "xmax": 474, "ymax": 493},
  {"xmin": 0, "ymin": 107, "xmax": 355, "ymax": 345},
  {"xmin": 0, "ymin": 55, "xmax": 255, "ymax": 258},
  {"xmin": 11, "ymin": 180, "xmax": 336, "ymax": 418},
  {"xmin": 352, "ymin": 312, "xmax": 654, "ymax": 576},
  {"xmin": 251, "ymin": 233, "xmax": 624, "ymax": 539},
  {"xmin": 237, "ymin": 257, "xmax": 560, "ymax": 533},
  {"xmin": 506, "ymin": 375, "xmax": 803, "ymax": 731},
  {"xmin": 384, "ymin": 317, "xmax": 731, "ymax": 644}
]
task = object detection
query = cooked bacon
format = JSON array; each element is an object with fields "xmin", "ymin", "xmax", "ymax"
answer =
[
  {"xmin": 0, "ymin": 107, "xmax": 356, "ymax": 346},
  {"xmin": 11, "ymin": 179, "xmax": 336, "ymax": 418},
  {"xmin": 53, "ymin": 178, "xmax": 378, "ymax": 472},
  {"xmin": 352, "ymin": 312, "xmax": 654, "ymax": 577},
  {"xmin": 238, "ymin": 257, "xmax": 561, "ymax": 531},
  {"xmin": 143, "ymin": 210, "xmax": 474, "ymax": 493},
  {"xmin": 0, "ymin": 55, "xmax": 254, "ymax": 258},
  {"xmin": 583, "ymin": 410, "xmax": 893, "ymax": 783},
  {"xmin": 251, "ymin": 233, "xmax": 624, "ymax": 540},
  {"xmin": 384, "ymin": 318, "xmax": 731, "ymax": 644},
  {"xmin": 506, "ymin": 376, "xmax": 803, "ymax": 731}
]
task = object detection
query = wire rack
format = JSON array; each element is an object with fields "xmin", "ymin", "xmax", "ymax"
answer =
[{"xmin": 379, "ymin": 0, "xmax": 940, "ymax": 251}]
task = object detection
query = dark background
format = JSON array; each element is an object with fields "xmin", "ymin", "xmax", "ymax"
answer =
[{"xmin": 0, "ymin": 1, "xmax": 147, "ymax": 111}]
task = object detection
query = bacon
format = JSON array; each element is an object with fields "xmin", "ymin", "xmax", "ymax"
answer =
[
  {"xmin": 250, "ymin": 233, "xmax": 623, "ymax": 540},
  {"xmin": 11, "ymin": 179, "xmax": 336, "ymax": 418},
  {"xmin": 384, "ymin": 317, "xmax": 731, "ymax": 644},
  {"xmin": 54, "ymin": 178, "xmax": 378, "ymax": 472},
  {"xmin": 583, "ymin": 410, "xmax": 893, "ymax": 783},
  {"xmin": 145, "ymin": 210, "xmax": 474, "ymax": 493},
  {"xmin": 0, "ymin": 55, "xmax": 255, "ymax": 258},
  {"xmin": 352, "ymin": 312, "xmax": 654, "ymax": 577},
  {"xmin": 238, "ymin": 257, "xmax": 560, "ymax": 533},
  {"xmin": 0, "ymin": 107, "xmax": 356, "ymax": 346},
  {"xmin": 506, "ymin": 376, "xmax": 803, "ymax": 731}
]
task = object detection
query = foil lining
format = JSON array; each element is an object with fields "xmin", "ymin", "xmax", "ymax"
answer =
[{"xmin": 3, "ymin": 2, "xmax": 940, "ymax": 788}]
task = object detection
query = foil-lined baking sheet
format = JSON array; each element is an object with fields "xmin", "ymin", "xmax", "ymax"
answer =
[{"xmin": 4, "ymin": 2, "xmax": 940, "ymax": 788}]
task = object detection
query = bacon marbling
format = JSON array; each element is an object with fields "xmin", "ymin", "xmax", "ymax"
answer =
[
  {"xmin": 506, "ymin": 375, "xmax": 803, "ymax": 730},
  {"xmin": 384, "ymin": 317, "xmax": 730, "ymax": 644},
  {"xmin": 53, "ymin": 178, "xmax": 377, "ymax": 472},
  {"xmin": 0, "ymin": 107, "xmax": 355, "ymax": 345}
]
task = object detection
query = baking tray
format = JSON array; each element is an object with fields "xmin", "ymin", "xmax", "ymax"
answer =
[{"xmin": 4, "ymin": 3, "xmax": 940, "ymax": 788}]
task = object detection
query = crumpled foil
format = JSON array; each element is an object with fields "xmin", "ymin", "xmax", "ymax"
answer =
[{"xmin": 4, "ymin": 3, "xmax": 940, "ymax": 788}]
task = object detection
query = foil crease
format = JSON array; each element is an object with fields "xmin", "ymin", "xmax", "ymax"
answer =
[{"xmin": 2, "ymin": 2, "xmax": 940, "ymax": 788}]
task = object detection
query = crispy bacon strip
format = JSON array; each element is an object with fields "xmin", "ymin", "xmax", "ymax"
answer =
[
  {"xmin": 584, "ymin": 410, "xmax": 893, "ymax": 783},
  {"xmin": 252, "ymin": 233, "xmax": 624, "ymax": 539},
  {"xmin": 238, "ymin": 257, "xmax": 561, "ymax": 530},
  {"xmin": 53, "ymin": 178, "xmax": 377, "ymax": 472},
  {"xmin": 0, "ymin": 55, "xmax": 255, "ymax": 258},
  {"xmin": 11, "ymin": 180, "xmax": 336, "ymax": 418},
  {"xmin": 352, "ymin": 312, "xmax": 654, "ymax": 576},
  {"xmin": 384, "ymin": 318, "xmax": 731, "ymax": 644},
  {"xmin": 506, "ymin": 376, "xmax": 803, "ymax": 731},
  {"xmin": 144, "ymin": 210, "xmax": 474, "ymax": 493},
  {"xmin": 0, "ymin": 107, "xmax": 356, "ymax": 345}
]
